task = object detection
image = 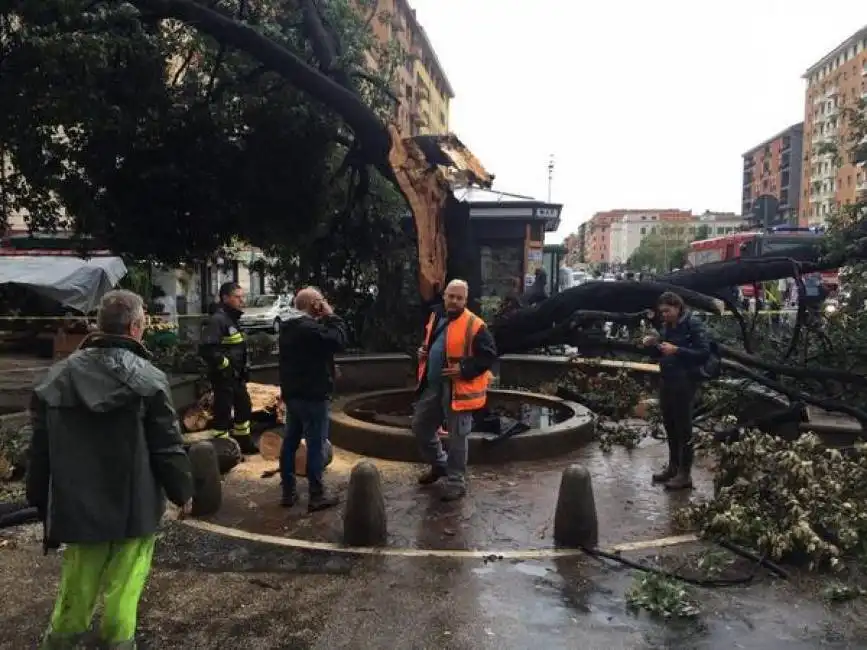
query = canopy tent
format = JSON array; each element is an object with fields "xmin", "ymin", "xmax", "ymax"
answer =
[{"xmin": 0, "ymin": 255, "xmax": 127, "ymax": 313}]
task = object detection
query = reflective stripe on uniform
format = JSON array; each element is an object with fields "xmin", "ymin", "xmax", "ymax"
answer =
[
  {"xmin": 221, "ymin": 332, "xmax": 244, "ymax": 345},
  {"xmin": 218, "ymin": 357, "xmax": 230, "ymax": 369},
  {"xmin": 232, "ymin": 421, "xmax": 251, "ymax": 436}
]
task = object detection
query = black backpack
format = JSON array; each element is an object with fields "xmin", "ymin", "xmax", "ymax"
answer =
[{"xmin": 684, "ymin": 315, "xmax": 721, "ymax": 381}]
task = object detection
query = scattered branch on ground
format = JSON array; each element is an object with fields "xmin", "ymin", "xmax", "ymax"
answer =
[{"xmin": 677, "ymin": 430, "xmax": 867, "ymax": 569}]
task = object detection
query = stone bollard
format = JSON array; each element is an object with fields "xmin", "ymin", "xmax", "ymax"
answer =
[
  {"xmin": 343, "ymin": 461, "xmax": 388, "ymax": 547},
  {"xmin": 553, "ymin": 464, "xmax": 599, "ymax": 549}
]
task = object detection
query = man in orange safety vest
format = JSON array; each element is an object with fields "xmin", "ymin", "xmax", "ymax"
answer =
[{"xmin": 414, "ymin": 279, "xmax": 498, "ymax": 501}]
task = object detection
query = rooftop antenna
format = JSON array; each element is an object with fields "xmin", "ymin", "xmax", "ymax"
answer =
[{"xmin": 547, "ymin": 154, "xmax": 555, "ymax": 203}]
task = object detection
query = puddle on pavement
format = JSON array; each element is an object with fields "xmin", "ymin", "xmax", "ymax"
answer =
[{"xmin": 512, "ymin": 561, "xmax": 549, "ymax": 578}]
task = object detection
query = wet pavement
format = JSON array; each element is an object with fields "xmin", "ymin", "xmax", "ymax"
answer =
[
  {"xmin": 208, "ymin": 435, "xmax": 710, "ymax": 550},
  {"xmin": 3, "ymin": 436, "xmax": 867, "ymax": 648},
  {"xmin": 2, "ymin": 522, "xmax": 867, "ymax": 649}
]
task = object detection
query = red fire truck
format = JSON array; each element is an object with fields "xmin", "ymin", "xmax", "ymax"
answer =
[{"xmin": 687, "ymin": 227, "xmax": 838, "ymax": 299}]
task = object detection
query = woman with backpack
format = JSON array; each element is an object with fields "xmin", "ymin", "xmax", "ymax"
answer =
[{"xmin": 642, "ymin": 292, "xmax": 713, "ymax": 491}]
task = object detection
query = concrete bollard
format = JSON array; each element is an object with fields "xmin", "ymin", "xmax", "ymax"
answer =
[
  {"xmin": 343, "ymin": 461, "xmax": 388, "ymax": 547},
  {"xmin": 553, "ymin": 464, "xmax": 599, "ymax": 549}
]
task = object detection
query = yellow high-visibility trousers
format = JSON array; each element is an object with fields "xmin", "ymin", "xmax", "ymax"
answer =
[{"xmin": 41, "ymin": 535, "xmax": 155, "ymax": 649}]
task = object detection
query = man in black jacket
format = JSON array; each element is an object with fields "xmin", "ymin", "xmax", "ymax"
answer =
[
  {"xmin": 27, "ymin": 289, "xmax": 193, "ymax": 649},
  {"xmin": 278, "ymin": 287, "xmax": 348, "ymax": 512},
  {"xmin": 199, "ymin": 282, "xmax": 256, "ymax": 454},
  {"xmin": 642, "ymin": 291, "xmax": 711, "ymax": 491}
]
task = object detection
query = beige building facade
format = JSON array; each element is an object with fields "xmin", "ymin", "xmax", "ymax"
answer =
[{"xmin": 801, "ymin": 26, "xmax": 867, "ymax": 226}]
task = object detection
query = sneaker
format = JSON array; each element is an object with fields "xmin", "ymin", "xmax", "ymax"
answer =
[
  {"xmin": 308, "ymin": 493, "xmax": 339, "ymax": 513},
  {"xmin": 651, "ymin": 465, "xmax": 677, "ymax": 484},
  {"xmin": 417, "ymin": 465, "xmax": 448, "ymax": 485},
  {"xmin": 441, "ymin": 484, "xmax": 466, "ymax": 502}
]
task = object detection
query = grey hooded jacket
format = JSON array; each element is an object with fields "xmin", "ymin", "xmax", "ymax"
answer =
[{"xmin": 26, "ymin": 334, "xmax": 193, "ymax": 544}]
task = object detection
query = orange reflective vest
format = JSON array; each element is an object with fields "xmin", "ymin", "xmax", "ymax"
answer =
[{"xmin": 417, "ymin": 309, "xmax": 490, "ymax": 412}]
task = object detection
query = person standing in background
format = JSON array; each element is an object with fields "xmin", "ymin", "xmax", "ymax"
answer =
[
  {"xmin": 413, "ymin": 279, "xmax": 497, "ymax": 501},
  {"xmin": 642, "ymin": 292, "xmax": 711, "ymax": 491},
  {"xmin": 199, "ymin": 282, "xmax": 257, "ymax": 455},
  {"xmin": 525, "ymin": 268, "xmax": 548, "ymax": 306},
  {"xmin": 278, "ymin": 287, "xmax": 348, "ymax": 512},
  {"xmin": 27, "ymin": 290, "xmax": 193, "ymax": 649}
]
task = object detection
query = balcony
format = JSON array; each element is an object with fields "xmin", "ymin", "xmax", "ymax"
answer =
[
  {"xmin": 825, "ymin": 86, "xmax": 839, "ymax": 99},
  {"xmin": 410, "ymin": 105, "xmax": 429, "ymax": 127}
]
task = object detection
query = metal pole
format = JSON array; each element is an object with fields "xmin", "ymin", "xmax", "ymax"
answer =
[{"xmin": 547, "ymin": 154, "xmax": 555, "ymax": 203}]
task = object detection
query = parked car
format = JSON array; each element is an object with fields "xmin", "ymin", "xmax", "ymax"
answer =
[{"xmin": 239, "ymin": 294, "xmax": 298, "ymax": 333}]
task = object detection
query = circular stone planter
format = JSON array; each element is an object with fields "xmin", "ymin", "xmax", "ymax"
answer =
[{"xmin": 329, "ymin": 388, "xmax": 596, "ymax": 464}]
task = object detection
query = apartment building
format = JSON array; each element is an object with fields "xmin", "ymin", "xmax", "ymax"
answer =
[
  {"xmin": 581, "ymin": 209, "xmax": 746, "ymax": 267},
  {"xmin": 801, "ymin": 26, "xmax": 867, "ymax": 226},
  {"xmin": 362, "ymin": 0, "xmax": 454, "ymax": 135},
  {"xmin": 742, "ymin": 123, "xmax": 803, "ymax": 225},
  {"xmin": 584, "ymin": 209, "xmax": 691, "ymax": 266}
]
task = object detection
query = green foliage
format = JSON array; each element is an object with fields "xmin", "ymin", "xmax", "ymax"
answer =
[
  {"xmin": 627, "ymin": 232, "xmax": 688, "ymax": 272},
  {"xmin": 822, "ymin": 582, "xmax": 866, "ymax": 603},
  {"xmin": 626, "ymin": 569, "xmax": 700, "ymax": 619},
  {"xmin": 550, "ymin": 367, "xmax": 662, "ymax": 452},
  {"xmin": 0, "ymin": 0, "xmax": 403, "ymax": 264},
  {"xmin": 693, "ymin": 224, "xmax": 712, "ymax": 242},
  {"xmin": 678, "ymin": 431, "xmax": 867, "ymax": 568}
]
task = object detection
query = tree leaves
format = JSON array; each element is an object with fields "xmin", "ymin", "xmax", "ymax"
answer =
[{"xmin": 0, "ymin": 0, "xmax": 397, "ymax": 262}]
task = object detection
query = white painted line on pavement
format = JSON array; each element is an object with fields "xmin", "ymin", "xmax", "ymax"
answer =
[{"xmin": 181, "ymin": 519, "xmax": 698, "ymax": 559}]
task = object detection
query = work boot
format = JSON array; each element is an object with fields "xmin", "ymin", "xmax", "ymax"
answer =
[
  {"xmin": 651, "ymin": 465, "xmax": 678, "ymax": 484},
  {"xmin": 441, "ymin": 483, "xmax": 466, "ymax": 502},
  {"xmin": 664, "ymin": 471, "xmax": 693, "ymax": 491},
  {"xmin": 308, "ymin": 492, "xmax": 339, "ymax": 513},
  {"xmin": 232, "ymin": 435, "xmax": 259, "ymax": 456},
  {"xmin": 417, "ymin": 464, "xmax": 447, "ymax": 485},
  {"xmin": 280, "ymin": 484, "xmax": 298, "ymax": 508}
]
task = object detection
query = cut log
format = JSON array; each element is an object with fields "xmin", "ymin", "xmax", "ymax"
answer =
[{"xmin": 181, "ymin": 382, "xmax": 285, "ymax": 433}]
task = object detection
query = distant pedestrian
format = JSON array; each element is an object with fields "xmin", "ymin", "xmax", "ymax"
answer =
[
  {"xmin": 27, "ymin": 290, "xmax": 193, "ymax": 649},
  {"xmin": 525, "ymin": 268, "xmax": 548, "ymax": 306},
  {"xmin": 642, "ymin": 292, "xmax": 711, "ymax": 491},
  {"xmin": 278, "ymin": 287, "xmax": 348, "ymax": 512},
  {"xmin": 413, "ymin": 279, "xmax": 497, "ymax": 501}
]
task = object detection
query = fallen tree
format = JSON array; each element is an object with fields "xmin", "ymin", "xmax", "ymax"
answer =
[{"xmin": 123, "ymin": 0, "xmax": 492, "ymax": 301}]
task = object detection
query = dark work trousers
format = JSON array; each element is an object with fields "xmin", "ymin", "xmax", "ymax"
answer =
[
  {"xmin": 210, "ymin": 372, "xmax": 253, "ymax": 433},
  {"xmin": 659, "ymin": 377, "xmax": 698, "ymax": 473}
]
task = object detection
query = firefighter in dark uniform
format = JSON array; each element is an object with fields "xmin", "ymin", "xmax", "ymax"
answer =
[{"xmin": 200, "ymin": 282, "xmax": 257, "ymax": 454}]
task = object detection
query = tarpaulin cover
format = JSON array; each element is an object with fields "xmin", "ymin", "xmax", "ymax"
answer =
[{"xmin": 0, "ymin": 256, "xmax": 128, "ymax": 313}]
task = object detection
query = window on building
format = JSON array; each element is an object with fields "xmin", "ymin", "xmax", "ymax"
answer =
[{"xmin": 640, "ymin": 227, "xmax": 646, "ymax": 235}]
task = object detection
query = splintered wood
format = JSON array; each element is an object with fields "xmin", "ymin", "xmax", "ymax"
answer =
[
  {"xmin": 181, "ymin": 382, "xmax": 285, "ymax": 433},
  {"xmin": 387, "ymin": 126, "xmax": 493, "ymax": 302}
]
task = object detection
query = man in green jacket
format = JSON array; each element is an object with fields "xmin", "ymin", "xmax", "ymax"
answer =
[{"xmin": 27, "ymin": 290, "xmax": 194, "ymax": 649}]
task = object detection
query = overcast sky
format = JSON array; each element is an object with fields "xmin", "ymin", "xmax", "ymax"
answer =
[{"xmin": 408, "ymin": 0, "xmax": 867, "ymax": 238}]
